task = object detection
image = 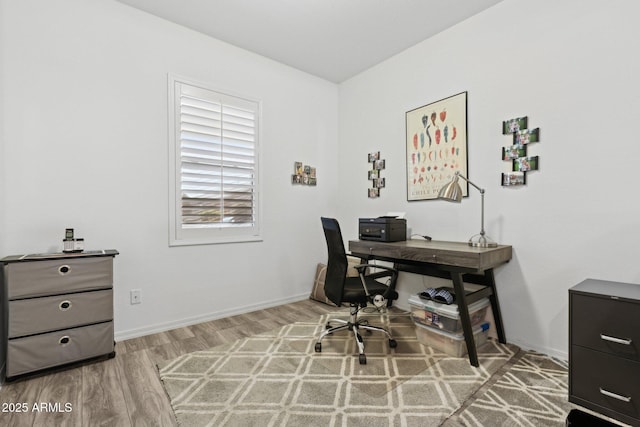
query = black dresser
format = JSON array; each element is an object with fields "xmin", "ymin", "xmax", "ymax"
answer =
[{"xmin": 569, "ymin": 279, "xmax": 640, "ymax": 426}]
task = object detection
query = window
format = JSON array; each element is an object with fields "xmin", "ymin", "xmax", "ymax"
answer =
[{"xmin": 168, "ymin": 75, "xmax": 261, "ymax": 246}]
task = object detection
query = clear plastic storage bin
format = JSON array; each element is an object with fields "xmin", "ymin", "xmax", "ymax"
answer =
[
  {"xmin": 408, "ymin": 294, "xmax": 490, "ymax": 333},
  {"xmin": 415, "ymin": 322, "xmax": 490, "ymax": 357}
]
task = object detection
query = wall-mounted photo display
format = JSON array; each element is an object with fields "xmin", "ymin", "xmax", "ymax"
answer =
[
  {"xmin": 367, "ymin": 151, "xmax": 386, "ymax": 198},
  {"xmin": 513, "ymin": 156, "xmax": 539, "ymax": 172},
  {"xmin": 292, "ymin": 161, "xmax": 317, "ymax": 186},
  {"xmin": 501, "ymin": 116, "xmax": 540, "ymax": 186},
  {"xmin": 501, "ymin": 172, "xmax": 526, "ymax": 186}
]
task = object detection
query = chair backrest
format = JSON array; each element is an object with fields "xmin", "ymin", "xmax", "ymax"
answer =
[{"xmin": 320, "ymin": 217, "xmax": 348, "ymax": 306}]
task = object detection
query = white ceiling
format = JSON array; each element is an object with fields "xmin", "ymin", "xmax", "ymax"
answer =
[{"xmin": 115, "ymin": 0, "xmax": 503, "ymax": 83}]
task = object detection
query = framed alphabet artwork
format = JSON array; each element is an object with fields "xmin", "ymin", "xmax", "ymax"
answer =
[{"xmin": 406, "ymin": 91, "xmax": 468, "ymax": 201}]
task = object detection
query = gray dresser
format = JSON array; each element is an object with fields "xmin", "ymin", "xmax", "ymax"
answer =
[
  {"xmin": 1, "ymin": 250, "xmax": 118, "ymax": 381},
  {"xmin": 569, "ymin": 278, "xmax": 640, "ymax": 427}
]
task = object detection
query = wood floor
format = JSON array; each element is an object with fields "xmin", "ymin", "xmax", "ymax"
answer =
[{"xmin": 0, "ymin": 299, "xmax": 337, "ymax": 427}]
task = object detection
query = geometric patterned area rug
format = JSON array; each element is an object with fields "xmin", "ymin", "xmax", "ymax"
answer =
[
  {"xmin": 158, "ymin": 311, "xmax": 519, "ymax": 427},
  {"xmin": 444, "ymin": 351, "xmax": 577, "ymax": 427}
]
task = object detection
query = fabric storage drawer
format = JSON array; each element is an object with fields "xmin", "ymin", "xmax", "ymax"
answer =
[
  {"xmin": 571, "ymin": 293, "xmax": 640, "ymax": 362},
  {"xmin": 6, "ymin": 321, "xmax": 114, "ymax": 378},
  {"xmin": 8, "ymin": 289, "xmax": 113, "ymax": 338},
  {"xmin": 409, "ymin": 294, "xmax": 490, "ymax": 333},
  {"xmin": 415, "ymin": 322, "xmax": 490, "ymax": 357},
  {"xmin": 571, "ymin": 345, "xmax": 640, "ymax": 422},
  {"xmin": 5, "ymin": 257, "xmax": 113, "ymax": 299}
]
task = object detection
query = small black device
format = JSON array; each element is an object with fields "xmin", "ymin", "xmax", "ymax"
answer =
[
  {"xmin": 359, "ymin": 217, "xmax": 407, "ymax": 242},
  {"xmin": 62, "ymin": 228, "xmax": 84, "ymax": 253}
]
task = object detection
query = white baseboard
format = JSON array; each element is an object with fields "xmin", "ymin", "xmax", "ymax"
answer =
[{"xmin": 114, "ymin": 292, "xmax": 310, "ymax": 341}]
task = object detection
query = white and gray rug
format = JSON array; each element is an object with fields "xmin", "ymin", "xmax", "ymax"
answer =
[
  {"xmin": 445, "ymin": 352, "xmax": 578, "ymax": 426},
  {"xmin": 158, "ymin": 312, "xmax": 519, "ymax": 427}
]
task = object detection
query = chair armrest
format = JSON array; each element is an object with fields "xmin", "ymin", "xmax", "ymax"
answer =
[
  {"xmin": 354, "ymin": 263, "xmax": 398, "ymax": 307},
  {"xmin": 353, "ymin": 264, "xmax": 398, "ymax": 275}
]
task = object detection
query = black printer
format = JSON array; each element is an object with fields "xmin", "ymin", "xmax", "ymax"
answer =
[{"xmin": 358, "ymin": 217, "xmax": 407, "ymax": 242}]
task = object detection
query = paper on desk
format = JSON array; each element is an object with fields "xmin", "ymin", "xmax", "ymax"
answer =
[{"xmin": 386, "ymin": 212, "xmax": 406, "ymax": 219}]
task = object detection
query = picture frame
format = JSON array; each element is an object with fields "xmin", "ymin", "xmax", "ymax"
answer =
[
  {"xmin": 406, "ymin": 91, "xmax": 468, "ymax": 200},
  {"xmin": 373, "ymin": 178, "xmax": 385, "ymax": 188},
  {"xmin": 502, "ymin": 144, "xmax": 527, "ymax": 160},
  {"xmin": 501, "ymin": 171, "xmax": 526, "ymax": 186},
  {"xmin": 513, "ymin": 128, "xmax": 539, "ymax": 145},
  {"xmin": 502, "ymin": 116, "xmax": 528, "ymax": 134},
  {"xmin": 513, "ymin": 155, "xmax": 539, "ymax": 172}
]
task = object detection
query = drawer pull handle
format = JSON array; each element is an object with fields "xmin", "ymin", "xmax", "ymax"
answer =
[
  {"xmin": 599, "ymin": 387, "xmax": 631, "ymax": 403},
  {"xmin": 58, "ymin": 265, "xmax": 71, "ymax": 275},
  {"xmin": 59, "ymin": 300, "xmax": 72, "ymax": 311},
  {"xmin": 600, "ymin": 334, "xmax": 632, "ymax": 345},
  {"xmin": 59, "ymin": 336, "xmax": 71, "ymax": 346}
]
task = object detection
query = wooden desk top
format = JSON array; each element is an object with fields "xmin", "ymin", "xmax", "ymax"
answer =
[{"xmin": 349, "ymin": 239, "xmax": 512, "ymax": 272}]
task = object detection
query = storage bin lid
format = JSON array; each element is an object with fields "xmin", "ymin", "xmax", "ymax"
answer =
[
  {"xmin": 408, "ymin": 294, "xmax": 490, "ymax": 318},
  {"xmin": 415, "ymin": 321, "xmax": 490, "ymax": 339}
]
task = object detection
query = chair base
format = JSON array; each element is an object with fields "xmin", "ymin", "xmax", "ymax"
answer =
[{"xmin": 314, "ymin": 304, "xmax": 397, "ymax": 364}]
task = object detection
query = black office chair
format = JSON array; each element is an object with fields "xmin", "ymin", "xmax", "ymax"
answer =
[{"xmin": 315, "ymin": 217, "xmax": 399, "ymax": 364}]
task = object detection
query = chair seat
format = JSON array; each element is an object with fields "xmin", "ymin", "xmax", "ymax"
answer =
[{"xmin": 342, "ymin": 276, "xmax": 399, "ymax": 304}]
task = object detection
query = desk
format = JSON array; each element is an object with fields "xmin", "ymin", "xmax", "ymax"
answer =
[{"xmin": 349, "ymin": 239, "xmax": 512, "ymax": 367}]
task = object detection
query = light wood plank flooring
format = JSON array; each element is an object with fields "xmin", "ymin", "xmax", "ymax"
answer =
[{"xmin": 0, "ymin": 299, "xmax": 337, "ymax": 427}]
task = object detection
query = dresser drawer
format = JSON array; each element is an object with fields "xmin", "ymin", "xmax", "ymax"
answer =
[
  {"xmin": 6, "ymin": 321, "xmax": 114, "ymax": 378},
  {"xmin": 5, "ymin": 257, "xmax": 113, "ymax": 299},
  {"xmin": 8, "ymin": 289, "xmax": 113, "ymax": 338},
  {"xmin": 570, "ymin": 345, "xmax": 640, "ymax": 423},
  {"xmin": 571, "ymin": 293, "xmax": 640, "ymax": 361}
]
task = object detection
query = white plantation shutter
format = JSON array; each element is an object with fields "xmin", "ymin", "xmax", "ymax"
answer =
[{"xmin": 169, "ymin": 77, "xmax": 261, "ymax": 245}]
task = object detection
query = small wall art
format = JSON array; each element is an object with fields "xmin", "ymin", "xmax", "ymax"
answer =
[
  {"xmin": 501, "ymin": 116, "xmax": 540, "ymax": 187},
  {"xmin": 292, "ymin": 161, "xmax": 317, "ymax": 186},
  {"xmin": 367, "ymin": 151, "xmax": 386, "ymax": 198}
]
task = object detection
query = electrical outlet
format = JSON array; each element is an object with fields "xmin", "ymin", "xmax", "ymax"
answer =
[{"xmin": 130, "ymin": 289, "xmax": 141, "ymax": 305}]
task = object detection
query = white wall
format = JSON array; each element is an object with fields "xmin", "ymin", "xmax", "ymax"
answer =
[
  {"xmin": 338, "ymin": 0, "xmax": 640, "ymax": 358},
  {"xmin": 0, "ymin": 0, "xmax": 339, "ymax": 339}
]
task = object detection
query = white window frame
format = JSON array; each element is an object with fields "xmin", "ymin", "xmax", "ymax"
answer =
[{"xmin": 168, "ymin": 74, "xmax": 262, "ymax": 246}]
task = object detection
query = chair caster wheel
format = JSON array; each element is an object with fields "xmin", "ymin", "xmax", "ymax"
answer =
[
  {"xmin": 389, "ymin": 339, "xmax": 397, "ymax": 348},
  {"xmin": 359, "ymin": 354, "xmax": 367, "ymax": 364},
  {"xmin": 315, "ymin": 342, "xmax": 322, "ymax": 352}
]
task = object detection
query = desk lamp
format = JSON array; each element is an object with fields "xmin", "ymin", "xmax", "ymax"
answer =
[{"xmin": 437, "ymin": 171, "xmax": 498, "ymax": 248}]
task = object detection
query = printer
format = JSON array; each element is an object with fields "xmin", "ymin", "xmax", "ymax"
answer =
[{"xmin": 359, "ymin": 217, "xmax": 407, "ymax": 242}]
